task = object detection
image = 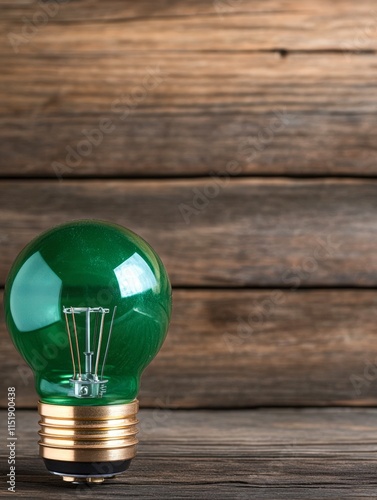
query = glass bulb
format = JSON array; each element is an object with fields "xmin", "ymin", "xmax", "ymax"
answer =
[{"xmin": 4, "ymin": 219, "xmax": 172, "ymax": 483}]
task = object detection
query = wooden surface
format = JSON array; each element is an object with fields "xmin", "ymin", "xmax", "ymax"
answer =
[
  {"xmin": 1, "ymin": 1, "xmax": 377, "ymax": 177},
  {"xmin": 2, "ymin": 52, "xmax": 377, "ymax": 177},
  {"xmin": 1, "ymin": 179, "xmax": 377, "ymax": 287},
  {"xmin": 3, "ymin": 288, "xmax": 377, "ymax": 408},
  {"xmin": 2, "ymin": 1, "xmax": 377, "ymax": 52},
  {"xmin": 1, "ymin": 408, "xmax": 377, "ymax": 499}
]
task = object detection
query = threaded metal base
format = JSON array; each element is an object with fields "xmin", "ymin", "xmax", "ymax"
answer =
[{"xmin": 38, "ymin": 400, "xmax": 139, "ymax": 482}]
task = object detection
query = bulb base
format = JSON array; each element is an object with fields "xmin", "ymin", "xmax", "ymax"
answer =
[{"xmin": 38, "ymin": 400, "xmax": 139, "ymax": 482}]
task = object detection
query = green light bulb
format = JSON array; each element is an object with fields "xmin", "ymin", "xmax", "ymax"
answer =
[{"xmin": 4, "ymin": 219, "xmax": 172, "ymax": 483}]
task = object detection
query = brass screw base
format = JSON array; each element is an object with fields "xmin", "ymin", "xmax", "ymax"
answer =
[{"xmin": 38, "ymin": 400, "xmax": 139, "ymax": 481}]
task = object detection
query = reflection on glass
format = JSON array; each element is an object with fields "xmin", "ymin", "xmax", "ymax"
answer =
[
  {"xmin": 114, "ymin": 253, "xmax": 158, "ymax": 298},
  {"xmin": 10, "ymin": 251, "xmax": 62, "ymax": 332}
]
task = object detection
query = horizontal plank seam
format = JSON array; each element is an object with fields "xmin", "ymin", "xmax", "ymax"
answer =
[
  {"xmin": 2, "ymin": 176, "xmax": 377, "ymax": 183},
  {"xmin": 0, "ymin": 9, "xmax": 368, "ymax": 25},
  {"xmin": 0, "ymin": 49, "xmax": 375, "ymax": 57},
  {"xmin": 2, "ymin": 285, "xmax": 377, "ymax": 293},
  {"xmin": 3, "ymin": 110, "xmax": 377, "ymax": 119},
  {"xmin": 2, "ymin": 285, "xmax": 377, "ymax": 291},
  {"xmin": 1, "ymin": 11, "xmax": 306, "ymax": 24},
  {"xmin": 4, "ymin": 404, "xmax": 377, "ymax": 411}
]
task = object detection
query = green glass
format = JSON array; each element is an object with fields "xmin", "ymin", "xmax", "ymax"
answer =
[{"xmin": 4, "ymin": 220, "xmax": 172, "ymax": 406}]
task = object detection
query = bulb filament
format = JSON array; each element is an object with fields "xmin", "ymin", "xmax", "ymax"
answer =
[{"xmin": 63, "ymin": 306, "xmax": 117, "ymax": 399}]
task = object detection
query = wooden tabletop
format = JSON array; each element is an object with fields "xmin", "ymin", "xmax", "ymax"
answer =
[{"xmin": 1, "ymin": 408, "xmax": 377, "ymax": 499}]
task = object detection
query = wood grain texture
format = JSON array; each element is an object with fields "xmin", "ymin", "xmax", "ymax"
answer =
[
  {"xmin": 1, "ymin": 52, "xmax": 376, "ymax": 177},
  {"xmin": 2, "ymin": 0, "xmax": 377, "ymax": 53},
  {"xmin": 2, "ymin": 289, "xmax": 377, "ymax": 408},
  {"xmin": 0, "ymin": 179, "xmax": 377, "ymax": 287},
  {"xmin": 2, "ymin": 0, "xmax": 377, "ymax": 23},
  {"xmin": 1, "ymin": 408, "xmax": 377, "ymax": 498}
]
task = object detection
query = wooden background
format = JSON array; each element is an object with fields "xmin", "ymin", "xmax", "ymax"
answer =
[
  {"xmin": 3, "ymin": 2, "xmax": 377, "ymax": 498},
  {"xmin": 1, "ymin": 1, "xmax": 377, "ymax": 411}
]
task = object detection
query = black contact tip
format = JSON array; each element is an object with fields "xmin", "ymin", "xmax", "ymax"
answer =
[{"xmin": 43, "ymin": 458, "xmax": 132, "ymax": 478}]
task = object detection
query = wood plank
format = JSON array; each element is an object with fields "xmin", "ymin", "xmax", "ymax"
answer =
[
  {"xmin": 1, "ymin": 53, "xmax": 377, "ymax": 177},
  {"xmin": 0, "ymin": 179, "xmax": 377, "ymax": 287},
  {"xmin": 1, "ymin": 1, "xmax": 377, "ymax": 52},
  {"xmin": 2, "ymin": 289, "xmax": 377, "ymax": 408},
  {"xmin": 1, "ymin": 408, "xmax": 377, "ymax": 498},
  {"xmin": 2, "ymin": 0, "xmax": 377, "ymax": 23}
]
